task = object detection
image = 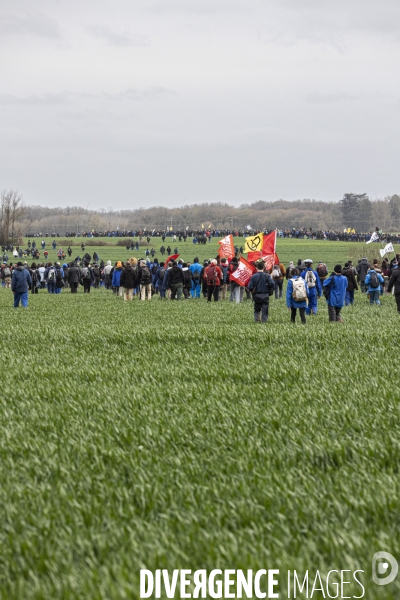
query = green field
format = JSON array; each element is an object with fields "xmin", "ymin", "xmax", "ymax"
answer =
[{"xmin": 1, "ymin": 238, "xmax": 399, "ymax": 599}]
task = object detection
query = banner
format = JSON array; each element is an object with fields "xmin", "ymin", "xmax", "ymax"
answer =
[
  {"xmin": 248, "ymin": 231, "xmax": 279, "ymax": 270},
  {"xmin": 230, "ymin": 257, "xmax": 257, "ymax": 287},
  {"xmin": 164, "ymin": 253, "xmax": 179, "ymax": 266},
  {"xmin": 366, "ymin": 231, "xmax": 379, "ymax": 244},
  {"xmin": 244, "ymin": 234, "xmax": 263, "ymax": 253},
  {"xmin": 379, "ymin": 242, "xmax": 394, "ymax": 257},
  {"xmin": 218, "ymin": 234, "xmax": 235, "ymax": 260}
]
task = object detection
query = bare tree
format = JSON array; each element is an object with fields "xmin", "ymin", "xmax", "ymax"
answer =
[{"xmin": 0, "ymin": 190, "xmax": 25, "ymax": 245}]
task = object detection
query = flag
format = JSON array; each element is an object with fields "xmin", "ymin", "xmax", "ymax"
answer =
[
  {"xmin": 246, "ymin": 225, "xmax": 252, "ymax": 231},
  {"xmin": 164, "ymin": 253, "xmax": 179, "ymax": 265},
  {"xmin": 248, "ymin": 230, "xmax": 279, "ymax": 270},
  {"xmin": 366, "ymin": 231, "xmax": 379, "ymax": 244},
  {"xmin": 230, "ymin": 257, "xmax": 257, "ymax": 287},
  {"xmin": 201, "ymin": 224, "xmax": 204, "ymax": 229},
  {"xmin": 208, "ymin": 224, "xmax": 212, "ymax": 228},
  {"xmin": 186, "ymin": 226, "xmax": 189, "ymax": 230},
  {"xmin": 218, "ymin": 234, "xmax": 235, "ymax": 260},
  {"xmin": 244, "ymin": 233, "xmax": 263, "ymax": 253},
  {"xmin": 380, "ymin": 242, "xmax": 394, "ymax": 257}
]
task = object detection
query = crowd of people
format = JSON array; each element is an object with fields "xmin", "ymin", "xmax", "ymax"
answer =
[
  {"xmin": 3, "ymin": 252, "xmax": 400, "ymax": 321},
  {"xmin": 22, "ymin": 227, "xmax": 400, "ymax": 244}
]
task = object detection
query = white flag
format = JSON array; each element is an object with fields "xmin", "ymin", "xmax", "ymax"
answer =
[
  {"xmin": 380, "ymin": 242, "xmax": 394, "ymax": 256},
  {"xmin": 366, "ymin": 231, "xmax": 379, "ymax": 244}
]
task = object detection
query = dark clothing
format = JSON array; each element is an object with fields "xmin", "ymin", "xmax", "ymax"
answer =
[
  {"xmin": 248, "ymin": 272, "xmax": 274, "ymax": 322},
  {"xmin": 253, "ymin": 294, "xmax": 269, "ymax": 322},
  {"xmin": 11, "ymin": 266, "xmax": 32, "ymax": 293},
  {"xmin": 342, "ymin": 268, "xmax": 358, "ymax": 291},
  {"xmin": 388, "ymin": 269, "xmax": 400, "ymax": 295},
  {"xmin": 291, "ymin": 307, "xmax": 306, "ymax": 323},
  {"xmin": 120, "ymin": 264, "xmax": 136, "ymax": 289},
  {"xmin": 68, "ymin": 265, "xmax": 81, "ymax": 283},
  {"xmin": 207, "ymin": 285, "xmax": 220, "ymax": 302},
  {"xmin": 356, "ymin": 259, "xmax": 370, "ymax": 282},
  {"xmin": 248, "ymin": 272, "xmax": 275, "ymax": 295},
  {"xmin": 328, "ymin": 305, "xmax": 342, "ymax": 322},
  {"xmin": 169, "ymin": 265, "xmax": 184, "ymax": 285}
]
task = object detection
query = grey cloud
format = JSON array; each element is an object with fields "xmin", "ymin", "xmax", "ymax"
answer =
[
  {"xmin": 0, "ymin": 92, "xmax": 72, "ymax": 105},
  {"xmin": 0, "ymin": 11, "xmax": 62, "ymax": 39},
  {"xmin": 86, "ymin": 24, "xmax": 149, "ymax": 47}
]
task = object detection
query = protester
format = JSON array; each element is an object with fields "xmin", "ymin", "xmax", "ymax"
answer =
[
  {"xmin": 356, "ymin": 257, "xmax": 370, "ymax": 293},
  {"xmin": 300, "ymin": 259, "xmax": 322, "ymax": 315},
  {"xmin": 205, "ymin": 259, "xmax": 223, "ymax": 302},
  {"xmin": 286, "ymin": 268, "xmax": 308, "ymax": 324},
  {"xmin": 365, "ymin": 267, "xmax": 384, "ymax": 305},
  {"xmin": 248, "ymin": 260, "xmax": 275, "ymax": 322},
  {"xmin": 11, "ymin": 261, "xmax": 32, "ymax": 308},
  {"xmin": 137, "ymin": 260, "xmax": 152, "ymax": 300},
  {"xmin": 342, "ymin": 262, "xmax": 358, "ymax": 306},
  {"xmin": 387, "ymin": 266, "xmax": 400, "ymax": 313},
  {"xmin": 67, "ymin": 262, "xmax": 81, "ymax": 293},
  {"xmin": 323, "ymin": 265, "xmax": 348, "ymax": 322},
  {"xmin": 166, "ymin": 260, "xmax": 185, "ymax": 300},
  {"xmin": 81, "ymin": 262, "xmax": 93, "ymax": 293},
  {"xmin": 120, "ymin": 259, "xmax": 136, "ymax": 301}
]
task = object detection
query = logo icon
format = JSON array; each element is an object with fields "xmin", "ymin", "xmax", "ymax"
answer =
[{"xmin": 372, "ymin": 551, "xmax": 398, "ymax": 586}]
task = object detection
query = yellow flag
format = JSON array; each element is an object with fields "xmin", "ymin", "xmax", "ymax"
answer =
[
  {"xmin": 244, "ymin": 233, "xmax": 263, "ymax": 253},
  {"xmin": 208, "ymin": 223, "xmax": 212, "ymax": 228},
  {"xmin": 201, "ymin": 224, "xmax": 204, "ymax": 229}
]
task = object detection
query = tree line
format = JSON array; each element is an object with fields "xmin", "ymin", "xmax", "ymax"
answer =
[{"xmin": 2, "ymin": 191, "xmax": 400, "ymax": 242}]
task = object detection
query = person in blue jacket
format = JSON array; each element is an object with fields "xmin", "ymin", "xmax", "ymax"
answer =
[
  {"xmin": 300, "ymin": 259, "xmax": 322, "ymax": 315},
  {"xmin": 11, "ymin": 262, "xmax": 32, "ymax": 308},
  {"xmin": 365, "ymin": 268, "xmax": 384, "ymax": 305},
  {"xmin": 323, "ymin": 265, "xmax": 348, "ymax": 322},
  {"xmin": 286, "ymin": 269, "xmax": 309, "ymax": 323},
  {"xmin": 189, "ymin": 257, "xmax": 202, "ymax": 298},
  {"xmin": 111, "ymin": 261, "xmax": 123, "ymax": 296}
]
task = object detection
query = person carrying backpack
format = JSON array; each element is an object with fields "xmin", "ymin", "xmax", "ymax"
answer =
[
  {"xmin": 205, "ymin": 259, "xmax": 223, "ymax": 302},
  {"xmin": 182, "ymin": 263, "xmax": 192, "ymax": 299},
  {"xmin": 271, "ymin": 263, "xmax": 285, "ymax": 299},
  {"xmin": 138, "ymin": 260, "xmax": 152, "ymax": 300},
  {"xmin": 286, "ymin": 268, "xmax": 308, "ymax": 324},
  {"xmin": 45, "ymin": 262, "xmax": 57, "ymax": 294},
  {"xmin": 248, "ymin": 260, "xmax": 275, "ymax": 322},
  {"xmin": 300, "ymin": 259, "xmax": 322, "ymax": 315},
  {"xmin": 29, "ymin": 262, "xmax": 41, "ymax": 294},
  {"xmin": 342, "ymin": 262, "xmax": 358, "ymax": 306},
  {"xmin": 92, "ymin": 264, "xmax": 101, "ymax": 289},
  {"xmin": 155, "ymin": 262, "xmax": 166, "ymax": 298},
  {"xmin": 316, "ymin": 262, "xmax": 328, "ymax": 285},
  {"xmin": 81, "ymin": 262, "xmax": 93, "ymax": 293},
  {"xmin": 189, "ymin": 257, "xmax": 202, "ymax": 298},
  {"xmin": 365, "ymin": 268, "xmax": 384, "ymax": 305},
  {"xmin": 2, "ymin": 263, "xmax": 12, "ymax": 289},
  {"xmin": 323, "ymin": 265, "xmax": 348, "ymax": 322}
]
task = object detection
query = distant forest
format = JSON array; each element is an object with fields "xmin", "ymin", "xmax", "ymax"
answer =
[{"xmin": 17, "ymin": 194, "xmax": 400, "ymax": 235}]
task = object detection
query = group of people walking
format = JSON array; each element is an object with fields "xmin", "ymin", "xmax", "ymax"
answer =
[{"xmin": 3, "ymin": 253, "xmax": 400, "ymax": 320}]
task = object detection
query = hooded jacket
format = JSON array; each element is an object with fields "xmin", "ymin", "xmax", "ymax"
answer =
[
  {"xmin": 356, "ymin": 259, "xmax": 370, "ymax": 282},
  {"xmin": 11, "ymin": 266, "xmax": 32, "ymax": 293},
  {"xmin": 120, "ymin": 264, "xmax": 136, "ymax": 289}
]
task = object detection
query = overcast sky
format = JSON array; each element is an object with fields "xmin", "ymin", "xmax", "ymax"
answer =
[{"xmin": 1, "ymin": 0, "xmax": 399, "ymax": 209}]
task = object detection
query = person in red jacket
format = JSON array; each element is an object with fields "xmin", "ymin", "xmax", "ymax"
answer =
[{"xmin": 205, "ymin": 259, "xmax": 223, "ymax": 302}]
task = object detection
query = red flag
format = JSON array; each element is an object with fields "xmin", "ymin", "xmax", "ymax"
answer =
[
  {"xmin": 164, "ymin": 253, "xmax": 179, "ymax": 265},
  {"xmin": 248, "ymin": 231, "xmax": 279, "ymax": 270},
  {"xmin": 218, "ymin": 234, "xmax": 234, "ymax": 260},
  {"xmin": 230, "ymin": 257, "xmax": 257, "ymax": 287}
]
